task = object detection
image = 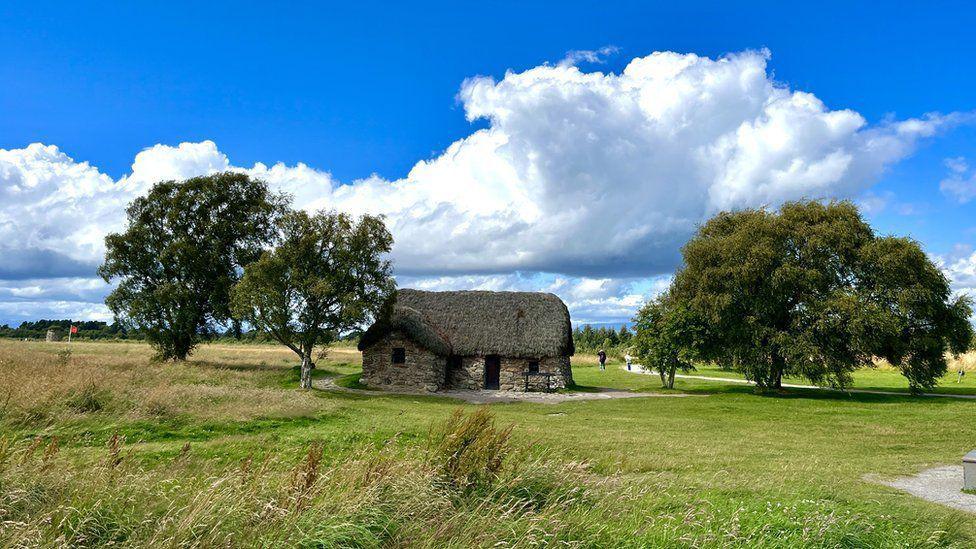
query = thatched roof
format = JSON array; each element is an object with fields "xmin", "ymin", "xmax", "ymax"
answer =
[{"xmin": 358, "ymin": 289, "xmax": 574, "ymax": 358}]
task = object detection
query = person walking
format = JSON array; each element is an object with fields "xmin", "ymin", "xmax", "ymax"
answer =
[
  {"xmin": 624, "ymin": 353, "xmax": 633, "ymax": 371},
  {"xmin": 597, "ymin": 349, "xmax": 607, "ymax": 371}
]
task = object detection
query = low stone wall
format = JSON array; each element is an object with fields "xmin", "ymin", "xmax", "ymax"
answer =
[{"xmin": 361, "ymin": 332, "xmax": 445, "ymax": 392}]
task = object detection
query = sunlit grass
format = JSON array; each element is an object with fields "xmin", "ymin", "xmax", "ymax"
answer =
[
  {"xmin": 571, "ymin": 348, "xmax": 976, "ymax": 395},
  {"xmin": 2, "ymin": 339, "xmax": 976, "ymax": 546}
]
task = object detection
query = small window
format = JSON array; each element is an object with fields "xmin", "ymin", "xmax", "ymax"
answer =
[
  {"xmin": 392, "ymin": 348, "xmax": 406, "ymax": 364},
  {"xmin": 528, "ymin": 360, "xmax": 539, "ymax": 374},
  {"xmin": 448, "ymin": 356, "xmax": 462, "ymax": 370}
]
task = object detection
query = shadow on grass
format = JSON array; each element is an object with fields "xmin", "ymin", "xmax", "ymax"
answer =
[
  {"xmin": 185, "ymin": 360, "xmax": 282, "ymax": 373},
  {"xmin": 22, "ymin": 411, "xmax": 352, "ymax": 450},
  {"xmin": 754, "ymin": 387, "xmax": 968, "ymax": 405},
  {"xmin": 312, "ymin": 374, "xmax": 477, "ymax": 407},
  {"xmin": 333, "ymin": 372, "xmax": 369, "ymax": 390},
  {"xmin": 276, "ymin": 365, "xmax": 349, "ymax": 388},
  {"xmin": 560, "ymin": 382, "xmax": 603, "ymax": 393},
  {"xmin": 674, "ymin": 380, "xmax": 968, "ymax": 405}
]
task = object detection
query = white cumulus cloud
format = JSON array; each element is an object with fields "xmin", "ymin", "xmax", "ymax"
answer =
[
  {"xmin": 0, "ymin": 49, "xmax": 964, "ymax": 324},
  {"xmin": 940, "ymin": 157, "xmax": 976, "ymax": 204},
  {"xmin": 343, "ymin": 49, "xmax": 955, "ymax": 277}
]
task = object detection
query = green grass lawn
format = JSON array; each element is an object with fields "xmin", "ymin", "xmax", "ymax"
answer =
[
  {"xmin": 571, "ymin": 352, "xmax": 976, "ymax": 396},
  {"xmin": 685, "ymin": 363, "xmax": 976, "ymax": 395},
  {"xmin": 3, "ymin": 340, "xmax": 976, "ymax": 547}
]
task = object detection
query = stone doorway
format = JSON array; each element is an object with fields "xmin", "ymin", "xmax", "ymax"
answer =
[{"xmin": 484, "ymin": 355, "xmax": 500, "ymax": 390}]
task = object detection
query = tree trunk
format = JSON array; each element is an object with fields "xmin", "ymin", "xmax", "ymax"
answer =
[
  {"xmin": 667, "ymin": 367, "xmax": 676, "ymax": 389},
  {"xmin": 769, "ymin": 353, "xmax": 785, "ymax": 390},
  {"xmin": 300, "ymin": 354, "xmax": 314, "ymax": 389},
  {"xmin": 658, "ymin": 366, "xmax": 667, "ymax": 387},
  {"xmin": 174, "ymin": 335, "xmax": 192, "ymax": 362}
]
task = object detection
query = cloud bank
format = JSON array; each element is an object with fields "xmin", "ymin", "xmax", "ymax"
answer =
[{"xmin": 0, "ymin": 49, "xmax": 961, "ymax": 325}]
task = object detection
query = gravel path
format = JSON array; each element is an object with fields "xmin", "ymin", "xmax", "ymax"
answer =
[
  {"xmin": 873, "ymin": 466, "xmax": 976, "ymax": 514},
  {"xmin": 626, "ymin": 364, "xmax": 976, "ymax": 400},
  {"xmin": 312, "ymin": 377, "xmax": 700, "ymax": 404}
]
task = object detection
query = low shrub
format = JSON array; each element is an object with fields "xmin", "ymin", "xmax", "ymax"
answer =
[{"xmin": 55, "ymin": 348, "xmax": 72, "ymax": 368}]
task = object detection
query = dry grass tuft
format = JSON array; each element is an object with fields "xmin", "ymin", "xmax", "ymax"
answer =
[
  {"xmin": 427, "ymin": 406, "xmax": 514, "ymax": 493},
  {"xmin": 288, "ymin": 442, "xmax": 324, "ymax": 511},
  {"xmin": 874, "ymin": 351, "xmax": 976, "ymax": 372}
]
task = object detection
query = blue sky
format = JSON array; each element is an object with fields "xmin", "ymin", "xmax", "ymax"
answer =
[{"xmin": 2, "ymin": 1, "xmax": 976, "ymax": 326}]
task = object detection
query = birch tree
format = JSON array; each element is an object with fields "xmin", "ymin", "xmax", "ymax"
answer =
[{"xmin": 231, "ymin": 210, "xmax": 394, "ymax": 388}]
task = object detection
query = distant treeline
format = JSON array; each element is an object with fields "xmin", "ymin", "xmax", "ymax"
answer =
[
  {"xmin": 0, "ymin": 320, "xmax": 137, "ymax": 340},
  {"xmin": 6, "ymin": 318, "xmax": 610, "ymax": 351},
  {"xmin": 572, "ymin": 324, "xmax": 633, "ymax": 355},
  {"xmin": 0, "ymin": 319, "xmax": 362, "ymax": 344}
]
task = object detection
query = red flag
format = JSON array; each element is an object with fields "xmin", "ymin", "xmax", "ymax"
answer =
[{"xmin": 70, "ymin": 325, "xmax": 78, "ymax": 334}]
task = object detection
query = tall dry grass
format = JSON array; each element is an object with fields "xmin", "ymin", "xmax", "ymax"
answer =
[
  {"xmin": 874, "ymin": 351, "xmax": 976, "ymax": 372},
  {"xmin": 0, "ymin": 338, "xmax": 608, "ymax": 546},
  {"xmin": 0, "ymin": 339, "xmax": 347, "ymax": 427},
  {"xmin": 0, "ymin": 408, "xmax": 607, "ymax": 547}
]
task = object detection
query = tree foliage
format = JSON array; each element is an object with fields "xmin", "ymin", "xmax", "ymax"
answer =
[
  {"xmin": 667, "ymin": 200, "xmax": 971, "ymax": 392},
  {"xmin": 631, "ymin": 293, "xmax": 704, "ymax": 388},
  {"xmin": 0, "ymin": 320, "xmax": 133, "ymax": 340},
  {"xmin": 99, "ymin": 173, "xmax": 284, "ymax": 360},
  {"xmin": 231, "ymin": 210, "xmax": 395, "ymax": 388},
  {"xmin": 572, "ymin": 324, "xmax": 632, "ymax": 353}
]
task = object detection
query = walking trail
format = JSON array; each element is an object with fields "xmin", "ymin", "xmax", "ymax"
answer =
[
  {"xmin": 312, "ymin": 376, "xmax": 700, "ymax": 404},
  {"xmin": 867, "ymin": 466, "xmax": 976, "ymax": 515},
  {"xmin": 625, "ymin": 364, "xmax": 976, "ymax": 400}
]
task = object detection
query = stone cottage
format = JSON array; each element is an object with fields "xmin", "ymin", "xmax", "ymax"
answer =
[{"xmin": 358, "ymin": 289, "xmax": 575, "ymax": 392}]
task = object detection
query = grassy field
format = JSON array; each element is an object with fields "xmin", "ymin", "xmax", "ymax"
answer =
[
  {"xmin": 571, "ymin": 353, "xmax": 976, "ymax": 396},
  {"xmin": 2, "ymin": 339, "xmax": 976, "ymax": 547}
]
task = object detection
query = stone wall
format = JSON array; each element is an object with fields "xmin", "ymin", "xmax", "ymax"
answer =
[
  {"xmin": 445, "ymin": 355, "xmax": 573, "ymax": 391},
  {"xmin": 361, "ymin": 332, "xmax": 574, "ymax": 392},
  {"xmin": 446, "ymin": 356, "xmax": 484, "ymax": 390},
  {"xmin": 360, "ymin": 331, "xmax": 445, "ymax": 392}
]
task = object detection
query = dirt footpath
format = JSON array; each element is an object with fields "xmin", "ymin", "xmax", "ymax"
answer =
[{"xmin": 871, "ymin": 466, "xmax": 976, "ymax": 514}]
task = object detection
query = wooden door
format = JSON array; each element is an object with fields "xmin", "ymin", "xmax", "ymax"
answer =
[{"xmin": 484, "ymin": 355, "xmax": 500, "ymax": 390}]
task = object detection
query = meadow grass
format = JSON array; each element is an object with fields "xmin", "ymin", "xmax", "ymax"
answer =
[
  {"xmin": 687, "ymin": 363, "xmax": 976, "ymax": 396},
  {"xmin": 571, "ymin": 352, "xmax": 976, "ymax": 396},
  {"xmin": 2, "ymin": 339, "xmax": 976, "ymax": 547}
]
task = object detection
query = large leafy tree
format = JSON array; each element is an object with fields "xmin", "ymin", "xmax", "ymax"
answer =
[
  {"xmin": 231, "ymin": 210, "xmax": 395, "ymax": 389},
  {"xmin": 99, "ymin": 173, "xmax": 284, "ymax": 360},
  {"xmin": 669, "ymin": 200, "xmax": 972, "ymax": 392}
]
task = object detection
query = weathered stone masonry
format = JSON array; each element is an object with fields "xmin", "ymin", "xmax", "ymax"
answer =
[
  {"xmin": 447, "ymin": 355, "xmax": 571, "ymax": 391},
  {"xmin": 360, "ymin": 332, "xmax": 444, "ymax": 392},
  {"xmin": 362, "ymin": 331, "xmax": 573, "ymax": 392}
]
